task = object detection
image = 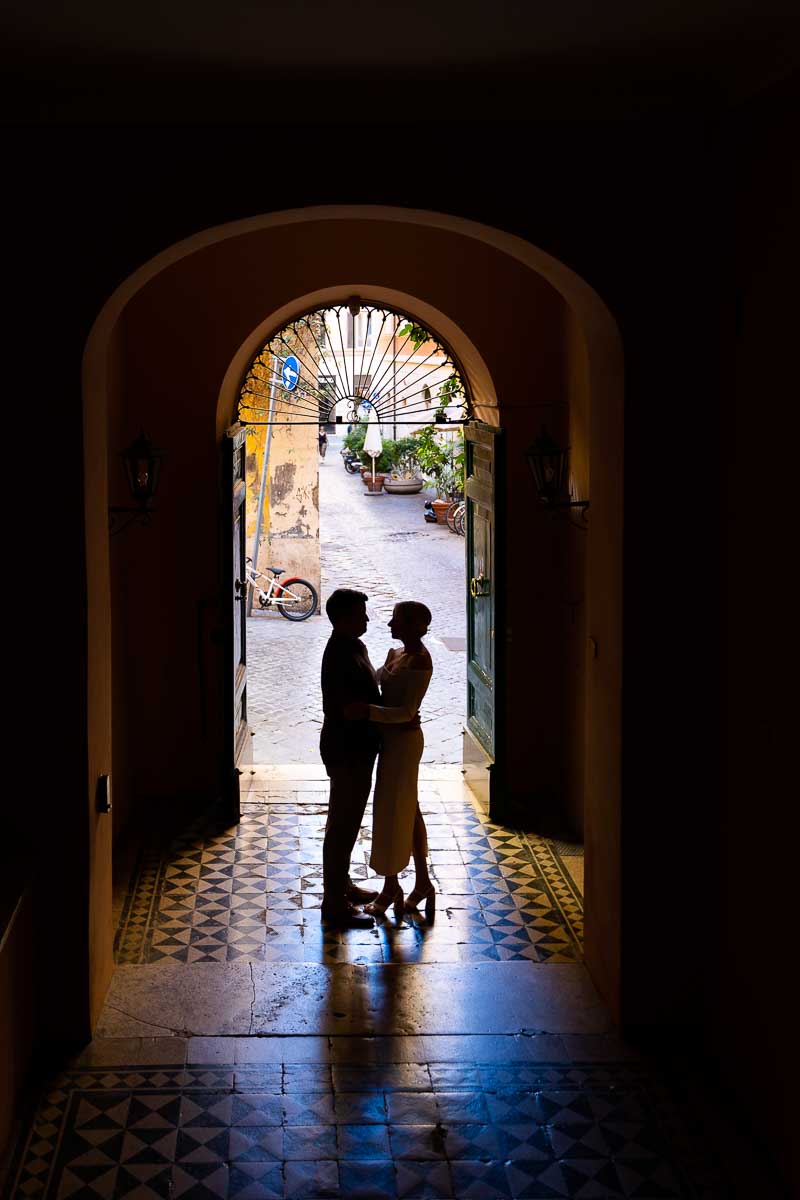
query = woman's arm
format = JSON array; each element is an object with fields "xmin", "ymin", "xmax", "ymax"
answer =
[
  {"xmin": 376, "ymin": 648, "xmax": 398, "ymax": 687},
  {"xmin": 368, "ymin": 663, "xmax": 431, "ymax": 724}
]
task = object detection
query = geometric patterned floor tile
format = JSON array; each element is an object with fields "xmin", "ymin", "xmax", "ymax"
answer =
[
  {"xmin": 228, "ymin": 1161, "xmax": 283, "ymax": 1199},
  {"xmin": 449, "ymin": 1159, "xmax": 512, "ymax": 1197},
  {"xmin": 5, "ymin": 1062, "xmax": 735, "ymax": 1200},
  {"xmin": 395, "ymin": 1158, "xmax": 452, "ymax": 1198},
  {"xmin": 114, "ymin": 784, "xmax": 583, "ymax": 966}
]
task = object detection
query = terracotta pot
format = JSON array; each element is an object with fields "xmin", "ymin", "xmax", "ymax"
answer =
[
  {"xmin": 364, "ymin": 473, "xmax": 387, "ymax": 493},
  {"xmin": 432, "ymin": 498, "xmax": 451, "ymax": 523}
]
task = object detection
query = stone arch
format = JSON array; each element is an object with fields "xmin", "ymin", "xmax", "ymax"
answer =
[{"xmin": 84, "ymin": 206, "xmax": 623, "ymax": 1020}]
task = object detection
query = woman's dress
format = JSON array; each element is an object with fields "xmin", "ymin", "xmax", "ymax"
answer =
[{"xmin": 368, "ymin": 652, "xmax": 432, "ymax": 876}]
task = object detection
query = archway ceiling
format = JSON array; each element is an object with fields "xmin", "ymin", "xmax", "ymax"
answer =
[{"xmin": 3, "ymin": 0, "xmax": 796, "ymax": 113}]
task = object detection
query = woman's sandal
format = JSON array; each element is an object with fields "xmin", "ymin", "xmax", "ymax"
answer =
[
  {"xmin": 404, "ymin": 883, "xmax": 436, "ymax": 921},
  {"xmin": 365, "ymin": 886, "xmax": 405, "ymax": 921}
]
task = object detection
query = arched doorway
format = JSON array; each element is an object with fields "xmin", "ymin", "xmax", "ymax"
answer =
[
  {"xmin": 83, "ymin": 206, "xmax": 622, "ymax": 1031},
  {"xmin": 230, "ymin": 300, "xmax": 477, "ymax": 799}
]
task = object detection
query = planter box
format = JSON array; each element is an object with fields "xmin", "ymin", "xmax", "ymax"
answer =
[{"xmin": 384, "ymin": 477, "xmax": 424, "ymax": 494}]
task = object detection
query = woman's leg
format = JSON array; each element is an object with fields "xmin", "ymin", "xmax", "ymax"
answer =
[
  {"xmin": 381, "ymin": 873, "xmax": 399, "ymax": 900},
  {"xmin": 407, "ymin": 805, "xmax": 433, "ymax": 904},
  {"xmin": 365, "ymin": 872, "xmax": 400, "ymax": 915}
]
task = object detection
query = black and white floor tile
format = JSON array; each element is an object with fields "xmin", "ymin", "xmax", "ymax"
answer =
[
  {"xmin": 115, "ymin": 780, "xmax": 583, "ymax": 967},
  {"xmin": 6, "ymin": 1060, "xmax": 732, "ymax": 1199}
]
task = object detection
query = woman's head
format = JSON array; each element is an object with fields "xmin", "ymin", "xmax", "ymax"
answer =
[{"xmin": 389, "ymin": 601, "xmax": 432, "ymax": 642}]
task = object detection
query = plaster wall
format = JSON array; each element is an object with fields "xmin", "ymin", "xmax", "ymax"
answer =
[
  {"xmin": 108, "ymin": 323, "xmax": 135, "ymax": 848},
  {"xmin": 245, "ymin": 422, "xmax": 268, "ymax": 555},
  {"xmin": 84, "ymin": 287, "xmax": 115, "ymax": 1031},
  {"xmin": 245, "ymin": 420, "xmax": 321, "ymax": 606},
  {"xmin": 562, "ymin": 307, "xmax": 591, "ymax": 838}
]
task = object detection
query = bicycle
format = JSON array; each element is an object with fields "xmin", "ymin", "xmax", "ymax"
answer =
[
  {"xmin": 244, "ymin": 558, "xmax": 318, "ymax": 620},
  {"xmin": 446, "ymin": 500, "xmax": 466, "ymax": 536}
]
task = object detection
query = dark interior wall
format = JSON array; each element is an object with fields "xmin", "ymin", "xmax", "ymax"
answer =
[
  {"xmin": 717, "ymin": 86, "xmax": 798, "ymax": 1190},
  {"xmin": 0, "ymin": 890, "xmax": 34, "ymax": 1155},
  {"xmin": 107, "ymin": 322, "xmax": 136, "ymax": 846},
  {"xmin": 563, "ymin": 308, "xmax": 591, "ymax": 838},
  {"xmin": 5, "ymin": 82, "xmax": 797, "ymax": 1188},
  {"xmin": 7, "ymin": 164, "xmax": 94, "ymax": 1048}
]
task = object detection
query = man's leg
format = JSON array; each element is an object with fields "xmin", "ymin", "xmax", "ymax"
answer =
[{"xmin": 322, "ymin": 758, "xmax": 374, "ymax": 909}]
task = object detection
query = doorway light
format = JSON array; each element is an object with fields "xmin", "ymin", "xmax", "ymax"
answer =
[
  {"xmin": 109, "ymin": 430, "xmax": 165, "ymax": 535},
  {"xmin": 525, "ymin": 426, "xmax": 589, "ymax": 519}
]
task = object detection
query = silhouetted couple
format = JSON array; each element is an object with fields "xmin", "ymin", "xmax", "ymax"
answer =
[{"xmin": 319, "ymin": 588, "xmax": 436, "ymax": 928}]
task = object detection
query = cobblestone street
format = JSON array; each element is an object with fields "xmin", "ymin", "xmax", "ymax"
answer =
[{"xmin": 248, "ymin": 436, "xmax": 467, "ymax": 764}]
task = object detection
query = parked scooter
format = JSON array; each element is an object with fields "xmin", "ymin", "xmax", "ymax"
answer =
[{"xmin": 341, "ymin": 447, "xmax": 361, "ymax": 474}]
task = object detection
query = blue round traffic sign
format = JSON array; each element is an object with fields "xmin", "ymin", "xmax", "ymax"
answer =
[{"xmin": 282, "ymin": 355, "xmax": 300, "ymax": 391}]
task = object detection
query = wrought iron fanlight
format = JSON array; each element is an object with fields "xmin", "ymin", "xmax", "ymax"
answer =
[
  {"xmin": 525, "ymin": 426, "xmax": 589, "ymax": 519},
  {"xmin": 237, "ymin": 300, "xmax": 471, "ymax": 432}
]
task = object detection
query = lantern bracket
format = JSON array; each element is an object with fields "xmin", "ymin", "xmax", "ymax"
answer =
[
  {"xmin": 108, "ymin": 430, "xmax": 165, "ymax": 535},
  {"xmin": 108, "ymin": 504, "xmax": 157, "ymax": 536},
  {"xmin": 525, "ymin": 424, "xmax": 590, "ymax": 527}
]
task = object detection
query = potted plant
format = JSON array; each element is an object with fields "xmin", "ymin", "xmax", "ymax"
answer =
[
  {"xmin": 384, "ymin": 436, "xmax": 424, "ymax": 494},
  {"xmin": 413, "ymin": 426, "xmax": 462, "ymax": 522}
]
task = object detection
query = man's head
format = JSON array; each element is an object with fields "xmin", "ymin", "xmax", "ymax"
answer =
[{"xmin": 326, "ymin": 588, "xmax": 369, "ymax": 638}]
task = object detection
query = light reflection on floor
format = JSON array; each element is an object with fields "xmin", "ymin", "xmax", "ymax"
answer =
[{"xmin": 4, "ymin": 770, "xmax": 744, "ymax": 1198}]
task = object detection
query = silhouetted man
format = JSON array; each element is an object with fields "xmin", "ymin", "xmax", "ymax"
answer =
[{"xmin": 319, "ymin": 588, "xmax": 381, "ymax": 927}]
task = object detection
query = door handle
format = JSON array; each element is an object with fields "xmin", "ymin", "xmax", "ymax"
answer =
[{"xmin": 470, "ymin": 572, "xmax": 490, "ymax": 598}]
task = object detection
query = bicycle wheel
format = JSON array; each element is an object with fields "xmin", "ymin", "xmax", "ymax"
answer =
[
  {"xmin": 445, "ymin": 501, "xmax": 459, "ymax": 532},
  {"xmin": 276, "ymin": 578, "xmax": 318, "ymax": 621},
  {"xmin": 455, "ymin": 504, "xmax": 466, "ymax": 536}
]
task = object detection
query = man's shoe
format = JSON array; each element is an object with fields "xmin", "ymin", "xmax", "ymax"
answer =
[
  {"xmin": 347, "ymin": 883, "xmax": 379, "ymax": 905},
  {"xmin": 320, "ymin": 901, "xmax": 375, "ymax": 929}
]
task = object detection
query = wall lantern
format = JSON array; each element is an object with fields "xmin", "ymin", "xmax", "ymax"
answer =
[
  {"xmin": 525, "ymin": 426, "xmax": 589, "ymax": 519},
  {"xmin": 109, "ymin": 430, "xmax": 165, "ymax": 535}
]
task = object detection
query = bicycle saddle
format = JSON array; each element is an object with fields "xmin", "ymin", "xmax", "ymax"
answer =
[{"xmin": 266, "ymin": 566, "xmax": 284, "ymax": 576}]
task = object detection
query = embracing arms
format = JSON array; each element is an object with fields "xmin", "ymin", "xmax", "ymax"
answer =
[{"xmin": 344, "ymin": 651, "xmax": 431, "ymax": 725}]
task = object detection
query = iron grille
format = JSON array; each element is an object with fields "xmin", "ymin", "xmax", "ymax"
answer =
[{"xmin": 238, "ymin": 301, "xmax": 471, "ymax": 428}]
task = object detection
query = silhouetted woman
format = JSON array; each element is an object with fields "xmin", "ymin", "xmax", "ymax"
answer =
[{"xmin": 344, "ymin": 600, "xmax": 435, "ymax": 919}]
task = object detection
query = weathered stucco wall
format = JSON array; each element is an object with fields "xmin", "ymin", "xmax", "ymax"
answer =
[{"xmin": 246, "ymin": 420, "xmax": 321, "ymax": 606}]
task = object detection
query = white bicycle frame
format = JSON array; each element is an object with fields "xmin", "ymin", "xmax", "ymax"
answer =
[{"xmin": 244, "ymin": 561, "xmax": 306, "ymax": 609}]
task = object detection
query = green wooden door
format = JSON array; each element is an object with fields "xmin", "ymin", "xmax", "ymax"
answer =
[
  {"xmin": 223, "ymin": 423, "xmax": 251, "ymax": 823},
  {"xmin": 464, "ymin": 422, "xmax": 505, "ymax": 820}
]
